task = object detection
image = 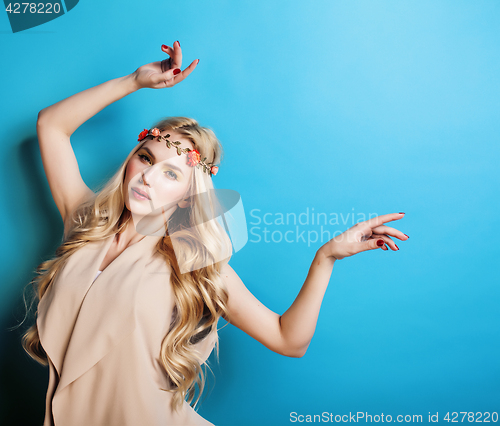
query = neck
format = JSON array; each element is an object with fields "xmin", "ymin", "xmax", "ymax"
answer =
[{"xmin": 116, "ymin": 206, "xmax": 176, "ymax": 248}]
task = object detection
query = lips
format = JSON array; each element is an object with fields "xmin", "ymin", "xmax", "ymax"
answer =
[{"xmin": 132, "ymin": 187, "xmax": 151, "ymax": 200}]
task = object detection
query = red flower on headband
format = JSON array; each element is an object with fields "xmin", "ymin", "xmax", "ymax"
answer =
[
  {"xmin": 210, "ymin": 166, "xmax": 219, "ymax": 176},
  {"xmin": 186, "ymin": 149, "xmax": 201, "ymax": 167},
  {"xmin": 138, "ymin": 129, "xmax": 149, "ymax": 141},
  {"xmin": 151, "ymin": 128, "xmax": 161, "ymax": 137}
]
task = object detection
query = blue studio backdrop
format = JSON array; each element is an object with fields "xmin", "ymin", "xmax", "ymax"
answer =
[{"xmin": 1, "ymin": 1, "xmax": 499, "ymax": 425}]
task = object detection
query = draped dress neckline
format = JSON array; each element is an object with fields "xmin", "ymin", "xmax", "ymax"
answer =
[{"xmin": 37, "ymin": 232, "xmax": 164, "ymax": 394}]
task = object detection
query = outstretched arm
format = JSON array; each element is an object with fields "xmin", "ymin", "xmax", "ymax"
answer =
[
  {"xmin": 222, "ymin": 212, "xmax": 408, "ymax": 357},
  {"xmin": 221, "ymin": 251, "xmax": 335, "ymax": 358}
]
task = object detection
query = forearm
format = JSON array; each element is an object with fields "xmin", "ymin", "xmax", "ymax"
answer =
[
  {"xmin": 279, "ymin": 248, "xmax": 336, "ymax": 356},
  {"xmin": 37, "ymin": 73, "xmax": 139, "ymax": 136}
]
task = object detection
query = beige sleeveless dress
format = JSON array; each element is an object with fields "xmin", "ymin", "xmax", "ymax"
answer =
[{"xmin": 37, "ymin": 233, "xmax": 219, "ymax": 426}]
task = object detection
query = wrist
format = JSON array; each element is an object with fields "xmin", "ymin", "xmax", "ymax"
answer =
[
  {"xmin": 123, "ymin": 72, "xmax": 141, "ymax": 93},
  {"xmin": 315, "ymin": 246, "xmax": 337, "ymax": 267}
]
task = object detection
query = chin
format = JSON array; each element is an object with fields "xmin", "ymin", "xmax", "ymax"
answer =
[{"xmin": 128, "ymin": 202, "xmax": 153, "ymax": 216}]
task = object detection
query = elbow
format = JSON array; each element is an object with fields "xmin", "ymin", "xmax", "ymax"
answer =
[
  {"xmin": 37, "ymin": 109, "xmax": 48, "ymax": 129},
  {"xmin": 282, "ymin": 343, "xmax": 309, "ymax": 358},
  {"xmin": 37, "ymin": 109, "xmax": 45, "ymax": 124},
  {"xmin": 37, "ymin": 108, "xmax": 54, "ymax": 128},
  {"xmin": 295, "ymin": 345, "xmax": 308, "ymax": 358}
]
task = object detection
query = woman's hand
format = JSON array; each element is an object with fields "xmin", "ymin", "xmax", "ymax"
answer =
[
  {"xmin": 132, "ymin": 40, "xmax": 199, "ymax": 90},
  {"xmin": 319, "ymin": 212, "xmax": 409, "ymax": 260}
]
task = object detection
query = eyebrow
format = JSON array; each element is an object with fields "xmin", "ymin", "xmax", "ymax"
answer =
[{"xmin": 141, "ymin": 147, "xmax": 185, "ymax": 175}]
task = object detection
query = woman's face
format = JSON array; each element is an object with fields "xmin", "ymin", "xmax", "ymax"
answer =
[{"xmin": 123, "ymin": 130, "xmax": 195, "ymax": 220}]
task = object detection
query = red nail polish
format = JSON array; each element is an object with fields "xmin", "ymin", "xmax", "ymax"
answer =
[
  {"xmin": 177, "ymin": 40, "xmax": 180, "ymax": 47},
  {"xmin": 399, "ymin": 212, "xmax": 405, "ymax": 215},
  {"xmin": 404, "ymin": 234, "xmax": 409, "ymax": 238},
  {"xmin": 173, "ymin": 68, "xmax": 181, "ymax": 75},
  {"xmin": 377, "ymin": 239, "xmax": 384, "ymax": 247},
  {"xmin": 395, "ymin": 244, "xmax": 399, "ymax": 250},
  {"xmin": 162, "ymin": 44, "xmax": 168, "ymax": 50}
]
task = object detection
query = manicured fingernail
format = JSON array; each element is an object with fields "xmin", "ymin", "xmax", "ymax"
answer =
[
  {"xmin": 177, "ymin": 40, "xmax": 180, "ymax": 47},
  {"xmin": 395, "ymin": 244, "xmax": 399, "ymax": 250},
  {"xmin": 173, "ymin": 68, "xmax": 181, "ymax": 75},
  {"xmin": 377, "ymin": 239, "xmax": 384, "ymax": 247},
  {"xmin": 404, "ymin": 234, "xmax": 409, "ymax": 238},
  {"xmin": 399, "ymin": 212, "xmax": 405, "ymax": 215},
  {"xmin": 162, "ymin": 44, "xmax": 168, "ymax": 50}
]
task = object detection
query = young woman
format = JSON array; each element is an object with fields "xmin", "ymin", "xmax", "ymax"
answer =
[{"xmin": 22, "ymin": 40, "xmax": 408, "ymax": 426}]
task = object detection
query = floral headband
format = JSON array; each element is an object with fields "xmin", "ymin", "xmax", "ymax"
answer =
[{"xmin": 138, "ymin": 127, "xmax": 219, "ymax": 176}]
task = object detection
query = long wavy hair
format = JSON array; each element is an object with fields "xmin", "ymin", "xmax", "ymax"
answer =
[{"xmin": 20, "ymin": 116, "xmax": 233, "ymax": 411}]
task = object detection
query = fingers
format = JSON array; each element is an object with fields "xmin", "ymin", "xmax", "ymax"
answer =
[
  {"xmin": 169, "ymin": 40, "xmax": 182, "ymax": 70},
  {"xmin": 364, "ymin": 212, "xmax": 405, "ymax": 229},
  {"xmin": 371, "ymin": 234, "xmax": 398, "ymax": 251},
  {"xmin": 161, "ymin": 45, "xmax": 173, "ymax": 69},
  {"xmin": 356, "ymin": 237, "xmax": 388, "ymax": 254},
  {"xmin": 159, "ymin": 41, "xmax": 197, "ymax": 88},
  {"xmin": 356, "ymin": 232, "xmax": 402, "ymax": 254},
  {"xmin": 160, "ymin": 57, "xmax": 171, "ymax": 73},
  {"xmin": 150, "ymin": 66, "xmax": 180, "ymax": 85},
  {"xmin": 161, "ymin": 42, "xmax": 182, "ymax": 68},
  {"xmin": 165, "ymin": 59, "xmax": 199, "ymax": 87},
  {"xmin": 371, "ymin": 224, "xmax": 409, "ymax": 241}
]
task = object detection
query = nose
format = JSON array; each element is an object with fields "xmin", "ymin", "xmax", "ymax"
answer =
[{"xmin": 140, "ymin": 166, "xmax": 156, "ymax": 186}]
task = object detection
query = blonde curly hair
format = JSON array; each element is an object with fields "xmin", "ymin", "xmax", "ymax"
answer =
[{"xmin": 20, "ymin": 116, "xmax": 233, "ymax": 412}]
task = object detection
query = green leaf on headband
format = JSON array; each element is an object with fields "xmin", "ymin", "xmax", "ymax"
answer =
[
  {"xmin": 166, "ymin": 134, "xmax": 170, "ymax": 138},
  {"xmin": 173, "ymin": 141, "xmax": 181, "ymax": 145},
  {"xmin": 176, "ymin": 147, "xmax": 181, "ymax": 155},
  {"xmin": 202, "ymin": 157, "xmax": 207, "ymax": 162}
]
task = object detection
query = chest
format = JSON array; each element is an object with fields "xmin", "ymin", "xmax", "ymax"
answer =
[{"xmin": 98, "ymin": 238, "xmax": 127, "ymax": 272}]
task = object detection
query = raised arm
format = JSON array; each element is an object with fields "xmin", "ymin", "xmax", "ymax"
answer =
[
  {"xmin": 36, "ymin": 41, "xmax": 198, "ymax": 232},
  {"xmin": 221, "ymin": 212, "xmax": 408, "ymax": 357},
  {"xmin": 36, "ymin": 74, "xmax": 137, "ymax": 228}
]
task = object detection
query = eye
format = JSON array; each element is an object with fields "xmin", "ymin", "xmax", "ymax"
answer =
[
  {"xmin": 138, "ymin": 153, "xmax": 152, "ymax": 164},
  {"xmin": 164, "ymin": 170, "xmax": 178, "ymax": 181}
]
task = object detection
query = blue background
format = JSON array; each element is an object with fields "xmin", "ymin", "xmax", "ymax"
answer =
[{"xmin": 1, "ymin": 0, "xmax": 499, "ymax": 424}]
